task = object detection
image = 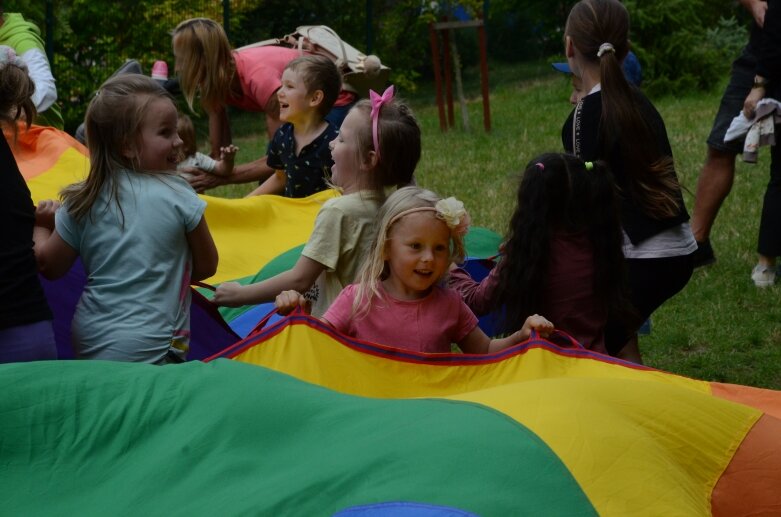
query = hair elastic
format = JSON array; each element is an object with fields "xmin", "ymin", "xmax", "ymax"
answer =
[
  {"xmin": 369, "ymin": 85, "xmax": 395, "ymax": 160},
  {"xmin": 535, "ymin": 162, "xmax": 545, "ymax": 171},
  {"xmin": 597, "ymin": 43, "xmax": 615, "ymax": 58},
  {"xmin": 584, "ymin": 161, "xmax": 594, "ymax": 171}
]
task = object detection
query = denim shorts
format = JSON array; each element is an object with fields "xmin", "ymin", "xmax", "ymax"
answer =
[{"xmin": 706, "ymin": 45, "xmax": 757, "ymax": 154}]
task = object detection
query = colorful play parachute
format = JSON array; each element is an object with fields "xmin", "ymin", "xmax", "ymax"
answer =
[
  {"xmin": 2, "ymin": 315, "xmax": 780, "ymax": 515},
  {"xmin": 8, "ymin": 125, "xmax": 781, "ymax": 515}
]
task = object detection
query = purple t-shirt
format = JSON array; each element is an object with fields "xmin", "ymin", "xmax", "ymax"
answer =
[{"xmin": 323, "ymin": 283, "xmax": 478, "ymax": 353}]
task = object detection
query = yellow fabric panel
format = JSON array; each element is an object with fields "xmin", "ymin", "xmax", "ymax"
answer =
[
  {"xmin": 232, "ymin": 320, "xmax": 761, "ymax": 516},
  {"xmin": 201, "ymin": 190, "xmax": 337, "ymax": 284},
  {"xmin": 233, "ymin": 322, "xmax": 712, "ymax": 399},
  {"xmin": 26, "ymin": 147, "xmax": 89, "ymax": 203},
  {"xmin": 454, "ymin": 377, "xmax": 757, "ymax": 516}
]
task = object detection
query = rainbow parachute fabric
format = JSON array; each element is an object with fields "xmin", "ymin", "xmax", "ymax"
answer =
[
  {"xmin": 3, "ymin": 317, "xmax": 781, "ymax": 515},
  {"xmin": 6, "ymin": 126, "xmax": 781, "ymax": 515}
]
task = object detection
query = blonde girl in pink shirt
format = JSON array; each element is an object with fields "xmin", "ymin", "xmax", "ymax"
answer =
[{"xmin": 276, "ymin": 186, "xmax": 553, "ymax": 353}]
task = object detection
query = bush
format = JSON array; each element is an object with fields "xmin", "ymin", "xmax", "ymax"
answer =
[{"xmin": 625, "ymin": 0, "xmax": 748, "ymax": 96}]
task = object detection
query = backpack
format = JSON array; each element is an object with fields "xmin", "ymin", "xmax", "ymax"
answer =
[{"xmin": 237, "ymin": 25, "xmax": 390, "ymax": 98}]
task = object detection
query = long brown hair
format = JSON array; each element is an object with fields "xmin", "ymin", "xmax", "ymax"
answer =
[
  {"xmin": 172, "ymin": 18, "xmax": 235, "ymax": 113},
  {"xmin": 567, "ymin": 0, "xmax": 681, "ymax": 219},
  {"xmin": 0, "ymin": 54, "xmax": 36, "ymax": 140},
  {"xmin": 60, "ymin": 75, "xmax": 174, "ymax": 222}
]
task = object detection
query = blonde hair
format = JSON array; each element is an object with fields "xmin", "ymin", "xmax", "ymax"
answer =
[
  {"xmin": 0, "ymin": 58, "xmax": 36, "ymax": 140},
  {"xmin": 352, "ymin": 186, "xmax": 466, "ymax": 316},
  {"xmin": 172, "ymin": 18, "xmax": 235, "ymax": 112},
  {"xmin": 61, "ymin": 74, "xmax": 175, "ymax": 222}
]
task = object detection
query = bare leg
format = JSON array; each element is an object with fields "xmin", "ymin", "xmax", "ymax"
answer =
[{"xmin": 691, "ymin": 147, "xmax": 737, "ymax": 242}]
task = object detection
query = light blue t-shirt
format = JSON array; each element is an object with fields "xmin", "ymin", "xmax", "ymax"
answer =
[{"xmin": 56, "ymin": 171, "xmax": 206, "ymax": 363}]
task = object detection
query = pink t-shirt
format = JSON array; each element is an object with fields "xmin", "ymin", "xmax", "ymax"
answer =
[
  {"xmin": 230, "ymin": 46, "xmax": 300, "ymax": 112},
  {"xmin": 323, "ymin": 284, "xmax": 479, "ymax": 353},
  {"xmin": 230, "ymin": 46, "xmax": 357, "ymax": 113}
]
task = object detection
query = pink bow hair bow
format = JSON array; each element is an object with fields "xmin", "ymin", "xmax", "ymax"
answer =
[{"xmin": 370, "ymin": 85, "xmax": 395, "ymax": 160}]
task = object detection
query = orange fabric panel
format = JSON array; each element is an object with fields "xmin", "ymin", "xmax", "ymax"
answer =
[
  {"xmin": 7, "ymin": 125, "xmax": 87, "ymax": 179},
  {"xmin": 711, "ymin": 382, "xmax": 781, "ymax": 420},
  {"xmin": 711, "ymin": 414, "xmax": 781, "ymax": 516}
]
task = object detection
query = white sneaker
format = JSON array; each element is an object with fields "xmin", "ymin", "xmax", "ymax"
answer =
[{"xmin": 751, "ymin": 264, "xmax": 777, "ymax": 287}]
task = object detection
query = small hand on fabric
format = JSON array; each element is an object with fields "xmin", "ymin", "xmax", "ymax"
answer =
[
  {"xmin": 518, "ymin": 314, "xmax": 555, "ymax": 339},
  {"xmin": 34, "ymin": 199, "xmax": 60, "ymax": 230},
  {"xmin": 274, "ymin": 290, "xmax": 311, "ymax": 316}
]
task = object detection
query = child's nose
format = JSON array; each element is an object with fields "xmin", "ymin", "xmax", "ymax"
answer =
[{"xmin": 328, "ymin": 139, "xmax": 335, "ymax": 150}]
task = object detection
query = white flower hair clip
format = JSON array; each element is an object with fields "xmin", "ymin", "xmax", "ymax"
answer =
[
  {"xmin": 435, "ymin": 197, "xmax": 471, "ymax": 237},
  {"xmin": 0, "ymin": 45, "xmax": 25, "ymax": 68}
]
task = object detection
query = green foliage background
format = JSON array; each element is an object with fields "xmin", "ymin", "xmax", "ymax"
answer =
[{"xmin": 5, "ymin": 0, "xmax": 756, "ymax": 131}]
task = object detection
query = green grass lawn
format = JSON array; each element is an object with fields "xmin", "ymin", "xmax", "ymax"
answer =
[{"xmin": 203, "ymin": 59, "xmax": 781, "ymax": 390}]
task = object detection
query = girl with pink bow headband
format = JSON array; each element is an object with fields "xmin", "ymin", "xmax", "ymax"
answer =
[{"xmin": 215, "ymin": 85, "xmax": 422, "ymax": 318}]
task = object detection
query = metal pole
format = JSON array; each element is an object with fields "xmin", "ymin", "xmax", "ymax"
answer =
[{"xmin": 223, "ymin": 0, "xmax": 231, "ymax": 42}]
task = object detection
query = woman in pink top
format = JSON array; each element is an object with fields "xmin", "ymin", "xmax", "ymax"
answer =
[
  {"xmin": 171, "ymin": 18, "xmax": 356, "ymax": 191},
  {"xmin": 276, "ymin": 187, "xmax": 553, "ymax": 353},
  {"xmin": 449, "ymin": 153, "xmax": 637, "ymax": 354}
]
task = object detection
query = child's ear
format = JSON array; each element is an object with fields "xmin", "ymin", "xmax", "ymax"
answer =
[
  {"xmin": 121, "ymin": 142, "xmax": 136, "ymax": 159},
  {"xmin": 565, "ymin": 36, "xmax": 575, "ymax": 58},
  {"xmin": 309, "ymin": 89, "xmax": 324, "ymax": 108},
  {"xmin": 362, "ymin": 149, "xmax": 379, "ymax": 171}
]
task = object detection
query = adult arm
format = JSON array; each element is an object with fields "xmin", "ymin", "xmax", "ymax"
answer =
[
  {"xmin": 207, "ymin": 106, "xmax": 232, "ymax": 158},
  {"xmin": 213, "ymin": 255, "xmax": 325, "ymax": 307},
  {"xmin": 186, "ymin": 216, "xmax": 218, "ymax": 282},
  {"xmin": 185, "ymin": 156, "xmax": 276, "ymax": 192},
  {"xmin": 739, "ymin": 0, "xmax": 768, "ymax": 27},
  {"xmin": 743, "ymin": 0, "xmax": 780, "ymax": 117}
]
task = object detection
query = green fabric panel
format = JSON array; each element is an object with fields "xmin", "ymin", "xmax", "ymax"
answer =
[
  {"xmin": 1, "ymin": 360, "xmax": 595, "ymax": 516},
  {"xmin": 463, "ymin": 226, "xmax": 502, "ymax": 259}
]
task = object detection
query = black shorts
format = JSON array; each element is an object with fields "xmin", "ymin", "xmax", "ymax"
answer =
[
  {"xmin": 604, "ymin": 254, "xmax": 694, "ymax": 355},
  {"xmin": 706, "ymin": 46, "xmax": 757, "ymax": 154}
]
